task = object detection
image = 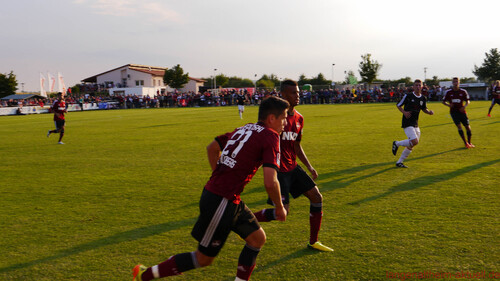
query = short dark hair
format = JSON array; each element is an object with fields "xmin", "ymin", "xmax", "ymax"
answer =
[
  {"xmin": 280, "ymin": 79, "xmax": 298, "ymax": 92},
  {"xmin": 414, "ymin": 79, "xmax": 422, "ymax": 84},
  {"xmin": 258, "ymin": 96, "xmax": 289, "ymax": 121}
]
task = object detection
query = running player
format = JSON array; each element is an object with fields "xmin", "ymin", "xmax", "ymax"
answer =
[
  {"xmin": 250, "ymin": 79, "xmax": 332, "ymax": 251},
  {"xmin": 237, "ymin": 90, "xmax": 246, "ymax": 119},
  {"xmin": 442, "ymin": 77, "xmax": 475, "ymax": 148},
  {"xmin": 133, "ymin": 96, "xmax": 289, "ymax": 281},
  {"xmin": 487, "ymin": 80, "xmax": 500, "ymax": 117},
  {"xmin": 392, "ymin": 79, "xmax": 434, "ymax": 168},
  {"xmin": 47, "ymin": 92, "xmax": 67, "ymax": 144}
]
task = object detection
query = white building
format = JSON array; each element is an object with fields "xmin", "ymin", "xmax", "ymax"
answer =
[{"xmin": 82, "ymin": 64, "xmax": 206, "ymax": 97}]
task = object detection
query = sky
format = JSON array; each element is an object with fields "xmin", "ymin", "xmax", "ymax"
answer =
[{"xmin": 2, "ymin": 0, "xmax": 499, "ymax": 92}]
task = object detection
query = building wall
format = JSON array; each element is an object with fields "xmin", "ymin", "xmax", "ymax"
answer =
[
  {"xmin": 96, "ymin": 67, "xmax": 126, "ymax": 87},
  {"xmin": 95, "ymin": 65, "xmax": 202, "ymax": 93}
]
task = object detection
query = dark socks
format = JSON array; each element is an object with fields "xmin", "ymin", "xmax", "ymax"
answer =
[{"xmin": 236, "ymin": 244, "xmax": 260, "ymax": 280}]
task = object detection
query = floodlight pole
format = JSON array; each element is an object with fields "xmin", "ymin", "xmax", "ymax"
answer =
[
  {"xmin": 332, "ymin": 63, "xmax": 335, "ymax": 89},
  {"xmin": 213, "ymin": 68, "xmax": 217, "ymax": 94}
]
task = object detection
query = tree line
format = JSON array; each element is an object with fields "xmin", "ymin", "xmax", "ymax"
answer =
[{"xmin": 1, "ymin": 49, "xmax": 499, "ymax": 98}]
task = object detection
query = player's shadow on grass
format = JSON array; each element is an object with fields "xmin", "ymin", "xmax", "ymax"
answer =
[
  {"xmin": 348, "ymin": 158, "xmax": 500, "ymax": 206},
  {"xmin": 0, "ymin": 217, "xmax": 196, "ymax": 274},
  {"xmin": 319, "ymin": 148, "xmax": 463, "ymax": 192}
]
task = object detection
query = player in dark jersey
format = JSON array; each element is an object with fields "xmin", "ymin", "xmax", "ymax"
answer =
[
  {"xmin": 237, "ymin": 91, "xmax": 246, "ymax": 119},
  {"xmin": 248, "ymin": 79, "xmax": 333, "ymax": 252},
  {"xmin": 392, "ymin": 80, "xmax": 434, "ymax": 168},
  {"xmin": 47, "ymin": 92, "xmax": 67, "ymax": 144},
  {"xmin": 133, "ymin": 96, "xmax": 289, "ymax": 281},
  {"xmin": 442, "ymin": 77, "xmax": 475, "ymax": 148},
  {"xmin": 487, "ymin": 80, "xmax": 500, "ymax": 117}
]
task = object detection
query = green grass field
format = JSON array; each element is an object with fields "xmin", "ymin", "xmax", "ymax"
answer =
[{"xmin": 0, "ymin": 101, "xmax": 498, "ymax": 281}]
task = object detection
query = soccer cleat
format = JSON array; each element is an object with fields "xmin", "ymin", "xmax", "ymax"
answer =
[
  {"xmin": 487, "ymin": 114, "xmax": 491, "ymax": 117},
  {"xmin": 58, "ymin": 141, "xmax": 65, "ymax": 144},
  {"xmin": 133, "ymin": 264, "xmax": 147, "ymax": 281},
  {"xmin": 467, "ymin": 143, "xmax": 475, "ymax": 148},
  {"xmin": 307, "ymin": 241, "xmax": 334, "ymax": 252},
  {"xmin": 396, "ymin": 162, "xmax": 408, "ymax": 168},
  {"xmin": 47, "ymin": 130, "xmax": 51, "ymax": 138},
  {"xmin": 392, "ymin": 141, "xmax": 398, "ymax": 156}
]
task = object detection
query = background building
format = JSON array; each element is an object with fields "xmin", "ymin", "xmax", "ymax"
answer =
[{"xmin": 82, "ymin": 64, "xmax": 205, "ymax": 96}]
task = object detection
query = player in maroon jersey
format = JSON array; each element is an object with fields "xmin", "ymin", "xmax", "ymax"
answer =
[
  {"xmin": 133, "ymin": 96, "xmax": 289, "ymax": 281},
  {"xmin": 250, "ymin": 80, "xmax": 333, "ymax": 252},
  {"xmin": 442, "ymin": 77, "xmax": 475, "ymax": 148},
  {"xmin": 487, "ymin": 80, "xmax": 500, "ymax": 117},
  {"xmin": 47, "ymin": 92, "xmax": 67, "ymax": 144}
]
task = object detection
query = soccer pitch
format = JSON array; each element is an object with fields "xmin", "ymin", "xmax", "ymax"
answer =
[{"xmin": 0, "ymin": 101, "xmax": 498, "ymax": 280}]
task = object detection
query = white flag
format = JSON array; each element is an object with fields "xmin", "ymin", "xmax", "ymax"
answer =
[
  {"xmin": 57, "ymin": 72, "xmax": 66, "ymax": 94},
  {"xmin": 40, "ymin": 73, "xmax": 47, "ymax": 97},
  {"xmin": 48, "ymin": 72, "xmax": 56, "ymax": 92}
]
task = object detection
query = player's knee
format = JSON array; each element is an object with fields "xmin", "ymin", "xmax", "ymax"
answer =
[
  {"xmin": 410, "ymin": 138, "xmax": 419, "ymax": 146},
  {"xmin": 306, "ymin": 187, "xmax": 322, "ymax": 203},
  {"xmin": 195, "ymin": 252, "xmax": 214, "ymax": 267},
  {"xmin": 245, "ymin": 228, "xmax": 266, "ymax": 249}
]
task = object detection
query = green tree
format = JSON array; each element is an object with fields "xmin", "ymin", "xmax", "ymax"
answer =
[
  {"xmin": 257, "ymin": 74, "xmax": 277, "ymax": 89},
  {"xmin": 310, "ymin": 73, "xmax": 331, "ymax": 86},
  {"xmin": 214, "ymin": 74, "xmax": 229, "ymax": 88},
  {"xmin": 298, "ymin": 74, "xmax": 309, "ymax": 85},
  {"xmin": 0, "ymin": 71, "xmax": 18, "ymax": 98},
  {"xmin": 70, "ymin": 84, "xmax": 81, "ymax": 95},
  {"xmin": 425, "ymin": 76, "xmax": 440, "ymax": 86},
  {"xmin": 226, "ymin": 77, "xmax": 254, "ymax": 88},
  {"xmin": 473, "ymin": 48, "xmax": 500, "ymax": 83},
  {"xmin": 358, "ymin": 53, "xmax": 382, "ymax": 85},
  {"xmin": 163, "ymin": 64, "xmax": 190, "ymax": 89},
  {"xmin": 257, "ymin": 79, "xmax": 274, "ymax": 89}
]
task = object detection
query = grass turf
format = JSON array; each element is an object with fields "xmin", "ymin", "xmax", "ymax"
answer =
[{"xmin": 0, "ymin": 101, "xmax": 498, "ymax": 280}]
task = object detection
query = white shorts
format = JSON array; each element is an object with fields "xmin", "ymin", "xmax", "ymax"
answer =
[
  {"xmin": 404, "ymin": 126, "xmax": 421, "ymax": 141},
  {"xmin": 238, "ymin": 105, "xmax": 245, "ymax": 112}
]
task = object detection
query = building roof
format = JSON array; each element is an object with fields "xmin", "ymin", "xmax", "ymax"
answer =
[
  {"xmin": 1, "ymin": 94, "xmax": 46, "ymax": 100},
  {"xmin": 81, "ymin": 64, "xmax": 206, "ymax": 83}
]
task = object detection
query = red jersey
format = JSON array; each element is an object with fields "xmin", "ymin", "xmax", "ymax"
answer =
[
  {"xmin": 443, "ymin": 88, "xmax": 469, "ymax": 113},
  {"xmin": 493, "ymin": 86, "xmax": 500, "ymax": 99},
  {"xmin": 52, "ymin": 100, "xmax": 66, "ymax": 121},
  {"xmin": 205, "ymin": 122, "xmax": 281, "ymax": 203},
  {"xmin": 279, "ymin": 109, "xmax": 304, "ymax": 173}
]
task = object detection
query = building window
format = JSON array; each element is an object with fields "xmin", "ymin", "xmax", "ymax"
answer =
[{"xmin": 135, "ymin": 80, "xmax": 144, "ymax": 86}]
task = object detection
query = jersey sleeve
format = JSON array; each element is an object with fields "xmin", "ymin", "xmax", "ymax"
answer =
[
  {"xmin": 215, "ymin": 132, "xmax": 233, "ymax": 150},
  {"xmin": 261, "ymin": 131, "xmax": 280, "ymax": 171},
  {"xmin": 296, "ymin": 116, "xmax": 304, "ymax": 142},
  {"xmin": 397, "ymin": 94, "xmax": 407, "ymax": 107},
  {"xmin": 443, "ymin": 91, "xmax": 449, "ymax": 101}
]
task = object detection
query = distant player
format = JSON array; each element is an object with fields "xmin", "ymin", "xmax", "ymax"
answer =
[
  {"xmin": 237, "ymin": 91, "xmax": 246, "ymax": 119},
  {"xmin": 392, "ymin": 79, "xmax": 434, "ymax": 168},
  {"xmin": 487, "ymin": 80, "xmax": 500, "ymax": 117},
  {"xmin": 252, "ymin": 79, "xmax": 333, "ymax": 252},
  {"xmin": 47, "ymin": 92, "xmax": 67, "ymax": 144},
  {"xmin": 442, "ymin": 77, "xmax": 475, "ymax": 148},
  {"xmin": 133, "ymin": 96, "xmax": 289, "ymax": 281}
]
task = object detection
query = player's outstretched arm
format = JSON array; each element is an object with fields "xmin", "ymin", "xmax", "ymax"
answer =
[
  {"xmin": 206, "ymin": 140, "xmax": 221, "ymax": 171},
  {"xmin": 423, "ymin": 108, "xmax": 434, "ymax": 115},
  {"xmin": 263, "ymin": 167, "xmax": 287, "ymax": 221}
]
